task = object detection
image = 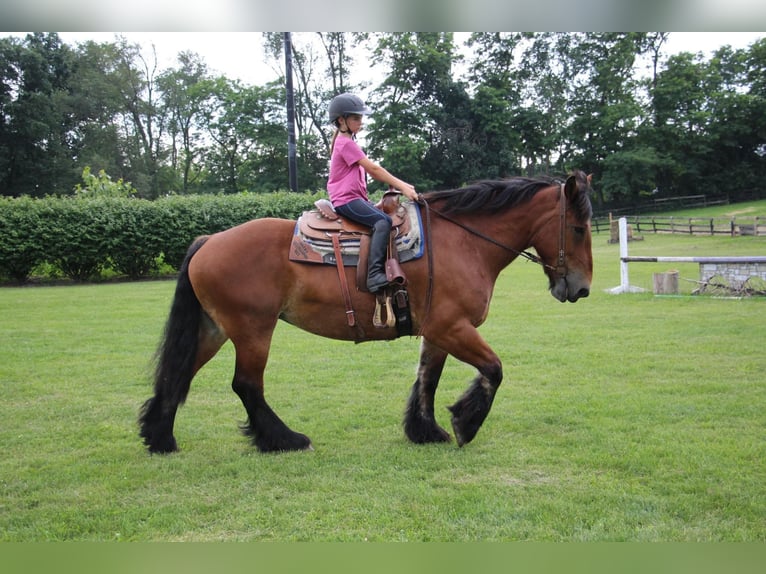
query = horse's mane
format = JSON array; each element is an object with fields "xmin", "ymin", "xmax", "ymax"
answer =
[{"xmin": 422, "ymin": 170, "xmax": 592, "ymax": 221}]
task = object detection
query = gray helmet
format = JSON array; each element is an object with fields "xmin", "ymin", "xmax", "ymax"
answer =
[{"xmin": 328, "ymin": 93, "xmax": 372, "ymax": 124}]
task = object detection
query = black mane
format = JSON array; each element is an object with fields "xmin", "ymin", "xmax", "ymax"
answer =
[{"xmin": 422, "ymin": 171, "xmax": 592, "ymax": 221}]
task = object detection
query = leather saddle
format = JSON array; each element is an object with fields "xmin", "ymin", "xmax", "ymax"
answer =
[
  {"xmin": 288, "ymin": 191, "xmax": 421, "ymax": 335},
  {"xmin": 289, "ymin": 191, "xmax": 422, "ymax": 267}
]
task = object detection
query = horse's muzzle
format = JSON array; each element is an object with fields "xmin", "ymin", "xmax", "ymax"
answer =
[{"xmin": 551, "ymin": 276, "xmax": 590, "ymax": 303}]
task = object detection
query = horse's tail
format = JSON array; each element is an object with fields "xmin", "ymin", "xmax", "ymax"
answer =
[{"xmin": 139, "ymin": 235, "xmax": 209, "ymax": 453}]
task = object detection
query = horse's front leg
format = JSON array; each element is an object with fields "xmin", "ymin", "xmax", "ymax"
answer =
[
  {"xmin": 403, "ymin": 338, "xmax": 452, "ymax": 443},
  {"xmin": 434, "ymin": 323, "xmax": 503, "ymax": 447}
]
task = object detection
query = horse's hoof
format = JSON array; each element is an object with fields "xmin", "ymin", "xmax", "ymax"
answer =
[{"xmin": 451, "ymin": 425, "xmax": 466, "ymax": 447}]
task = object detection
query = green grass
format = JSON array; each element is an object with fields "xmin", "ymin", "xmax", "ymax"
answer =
[
  {"xmin": 660, "ymin": 199, "xmax": 766, "ymax": 218},
  {"xmin": 1, "ymin": 227, "xmax": 765, "ymax": 541}
]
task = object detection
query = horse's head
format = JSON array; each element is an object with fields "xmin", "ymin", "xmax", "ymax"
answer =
[{"xmin": 534, "ymin": 171, "xmax": 593, "ymax": 303}]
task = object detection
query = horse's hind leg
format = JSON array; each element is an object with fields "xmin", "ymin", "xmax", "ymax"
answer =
[
  {"xmin": 403, "ymin": 338, "xmax": 452, "ymax": 443},
  {"xmin": 230, "ymin": 332, "xmax": 312, "ymax": 453},
  {"xmin": 140, "ymin": 313, "xmax": 227, "ymax": 453}
]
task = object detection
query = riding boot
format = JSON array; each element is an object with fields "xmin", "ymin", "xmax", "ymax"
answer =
[{"xmin": 367, "ymin": 219, "xmax": 392, "ymax": 293}]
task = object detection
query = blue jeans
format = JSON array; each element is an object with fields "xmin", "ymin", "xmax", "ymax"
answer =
[
  {"xmin": 335, "ymin": 199, "xmax": 392, "ymax": 291},
  {"xmin": 335, "ymin": 199, "xmax": 392, "ymax": 231}
]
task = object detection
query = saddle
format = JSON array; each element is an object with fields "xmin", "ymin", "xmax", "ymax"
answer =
[
  {"xmin": 289, "ymin": 191, "xmax": 422, "ymax": 336},
  {"xmin": 290, "ymin": 194, "xmax": 418, "ymax": 262}
]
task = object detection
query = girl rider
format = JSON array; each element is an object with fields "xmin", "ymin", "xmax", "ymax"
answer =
[{"xmin": 327, "ymin": 93, "xmax": 419, "ymax": 293}]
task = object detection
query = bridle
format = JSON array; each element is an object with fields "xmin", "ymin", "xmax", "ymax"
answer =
[
  {"xmin": 422, "ymin": 182, "xmax": 569, "ymax": 277},
  {"xmin": 416, "ymin": 182, "xmax": 569, "ymax": 336}
]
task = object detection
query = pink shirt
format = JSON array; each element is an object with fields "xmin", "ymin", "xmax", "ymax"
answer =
[{"xmin": 327, "ymin": 136, "xmax": 368, "ymax": 207}]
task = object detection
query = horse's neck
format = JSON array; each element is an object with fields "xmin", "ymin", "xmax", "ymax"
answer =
[
  {"xmin": 432, "ymin": 208, "xmax": 527, "ymax": 275},
  {"xmin": 463, "ymin": 188, "xmax": 558, "ymax": 268}
]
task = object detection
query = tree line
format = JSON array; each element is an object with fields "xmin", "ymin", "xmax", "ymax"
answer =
[{"xmin": 1, "ymin": 32, "xmax": 765, "ymax": 210}]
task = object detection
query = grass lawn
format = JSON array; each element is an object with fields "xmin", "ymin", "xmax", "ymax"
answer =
[{"xmin": 0, "ymin": 224, "xmax": 764, "ymax": 541}]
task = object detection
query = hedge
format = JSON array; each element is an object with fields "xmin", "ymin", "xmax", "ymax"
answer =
[{"xmin": 0, "ymin": 191, "xmax": 322, "ymax": 283}]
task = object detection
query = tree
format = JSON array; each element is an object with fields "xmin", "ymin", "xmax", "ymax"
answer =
[
  {"xmin": 157, "ymin": 51, "xmax": 216, "ymax": 193},
  {"xmin": 263, "ymin": 32, "xmax": 368, "ymax": 189},
  {"xmin": 650, "ymin": 51, "xmax": 713, "ymax": 197},
  {"xmin": 68, "ymin": 39, "xmax": 132, "ymax": 182},
  {"xmin": 561, "ymin": 33, "xmax": 648, "ymax": 204},
  {"xmin": 745, "ymin": 38, "xmax": 766, "ymax": 191},
  {"xmin": 366, "ymin": 33, "xmax": 473, "ymax": 190},
  {"xmin": 0, "ymin": 33, "xmax": 79, "ymax": 196},
  {"xmin": 109, "ymin": 36, "xmax": 170, "ymax": 198},
  {"xmin": 203, "ymin": 78, "xmax": 289, "ymax": 193}
]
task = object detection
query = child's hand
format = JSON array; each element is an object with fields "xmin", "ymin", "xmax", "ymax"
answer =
[{"xmin": 401, "ymin": 185, "xmax": 418, "ymax": 202}]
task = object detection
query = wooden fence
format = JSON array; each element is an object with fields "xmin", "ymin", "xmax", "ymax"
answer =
[{"xmin": 593, "ymin": 215, "xmax": 766, "ymax": 237}]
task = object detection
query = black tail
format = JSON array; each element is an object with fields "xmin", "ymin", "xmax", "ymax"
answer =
[{"xmin": 139, "ymin": 236, "xmax": 209, "ymax": 453}]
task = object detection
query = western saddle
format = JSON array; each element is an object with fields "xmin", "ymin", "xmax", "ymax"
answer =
[{"xmin": 289, "ymin": 191, "xmax": 417, "ymax": 336}]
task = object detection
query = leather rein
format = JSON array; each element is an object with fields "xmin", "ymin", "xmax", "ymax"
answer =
[{"xmin": 416, "ymin": 182, "xmax": 568, "ymax": 336}]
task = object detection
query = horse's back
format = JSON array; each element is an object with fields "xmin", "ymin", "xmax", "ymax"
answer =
[
  {"xmin": 193, "ymin": 216, "xmax": 292, "ymax": 264},
  {"xmin": 188, "ymin": 218, "xmax": 298, "ymax": 301}
]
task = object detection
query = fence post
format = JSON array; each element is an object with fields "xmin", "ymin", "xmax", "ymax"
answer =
[{"xmin": 606, "ymin": 217, "xmax": 645, "ymax": 294}]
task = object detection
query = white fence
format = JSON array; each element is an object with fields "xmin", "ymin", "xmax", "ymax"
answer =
[{"xmin": 607, "ymin": 218, "xmax": 766, "ymax": 295}]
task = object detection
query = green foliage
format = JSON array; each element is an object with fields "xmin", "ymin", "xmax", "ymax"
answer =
[
  {"xmin": 74, "ymin": 167, "xmax": 138, "ymax": 198},
  {"xmin": 41, "ymin": 196, "xmax": 112, "ymax": 281},
  {"xmin": 155, "ymin": 191, "xmax": 319, "ymax": 269},
  {"xmin": 0, "ymin": 191, "xmax": 322, "ymax": 282},
  {"xmin": 102, "ymin": 198, "xmax": 165, "ymax": 278},
  {"xmin": 2, "ymin": 33, "xmax": 765, "ymax": 208},
  {"xmin": 0, "ymin": 196, "xmax": 47, "ymax": 282}
]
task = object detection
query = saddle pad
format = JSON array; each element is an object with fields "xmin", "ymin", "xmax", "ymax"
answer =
[{"xmin": 289, "ymin": 201, "xmax": 424, "ymax": 266}]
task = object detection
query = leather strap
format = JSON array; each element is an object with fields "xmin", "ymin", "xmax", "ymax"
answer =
[
  {"xmin": 331, "ymin": 234, "xmax": 356, "ymax": 327},
  {"xmin": 556, "ymin": 182, "xmax": 568, "ymax": 276}
]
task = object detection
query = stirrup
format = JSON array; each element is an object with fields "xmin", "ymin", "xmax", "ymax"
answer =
[{"xmin": 373, "ymin": 292, "xmax": 396, "ymax": 328}]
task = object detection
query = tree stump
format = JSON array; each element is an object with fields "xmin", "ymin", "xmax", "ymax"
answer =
[{"xmin": 653, "ymin": 270, "xmax": 679, "ymax": 295}]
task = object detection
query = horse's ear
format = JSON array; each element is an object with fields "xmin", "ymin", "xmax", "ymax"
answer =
[
  {"xmin": 564, "ymin": 174, "xmax": 578, "ymax": 200},
  {"xmin": 587, "ymin": 173, "xmax": 593, "ymax": 186}
]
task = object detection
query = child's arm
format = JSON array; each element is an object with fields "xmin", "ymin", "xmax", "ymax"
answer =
[{"xmin": 358, "ymin": 157, "xmax": 418, "ymax": 201}]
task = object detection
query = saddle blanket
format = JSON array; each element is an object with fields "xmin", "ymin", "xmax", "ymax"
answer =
[{"xmin": 289, "ymin": 200, "xmax": 424, "ymax": 266}]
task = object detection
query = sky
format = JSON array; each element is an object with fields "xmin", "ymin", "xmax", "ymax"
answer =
[
  {"xmin": 27, "ymin": 31, "xmax": 764, "ymax": 89},
  {"xmin": 1, "ymin": 31, "xmax": 763, "ymax": 101}
]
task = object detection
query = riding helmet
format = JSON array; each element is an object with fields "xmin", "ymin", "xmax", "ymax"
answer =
[{"xmin": 328, "ymin": 93, "xmax": 372, "ymax": 124}]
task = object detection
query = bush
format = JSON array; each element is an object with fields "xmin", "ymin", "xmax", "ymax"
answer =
[
  {"xmin": 156, "ymin": 191, "xmax": 320, "ymax": 269},
  {"xmin": 41, "ymin": 197, "xmax": 111, "ymax": 281},
  {"xmin": 103, "ymin": 198, "xmax": 165, "ymax": 279},
  {"xmin": 0, "ymin": 197, "xmax": 47, "ymax": 283},
  {"xmin": 0, "ymin": 191, "xmax": 324, "ymax": 283}
]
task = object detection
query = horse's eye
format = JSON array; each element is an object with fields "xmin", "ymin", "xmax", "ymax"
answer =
[{"xmin": 572, "ymin": 226, "xmax": 586, "ymax": 236}]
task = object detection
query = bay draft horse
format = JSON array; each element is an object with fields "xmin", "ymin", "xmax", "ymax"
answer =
[{"xmin": 139, "ymin": 171, "xmax": 593, "ymax": 454}]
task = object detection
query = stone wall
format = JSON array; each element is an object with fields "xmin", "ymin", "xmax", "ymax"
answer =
[{"xmin": 700, "ymin": 262, "xmax": 766, "ymax": 287}]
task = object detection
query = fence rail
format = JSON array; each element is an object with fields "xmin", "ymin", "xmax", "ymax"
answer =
[{"xmin": 593, "ymin": 215, "xmax": 766, "ymax": 237}]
